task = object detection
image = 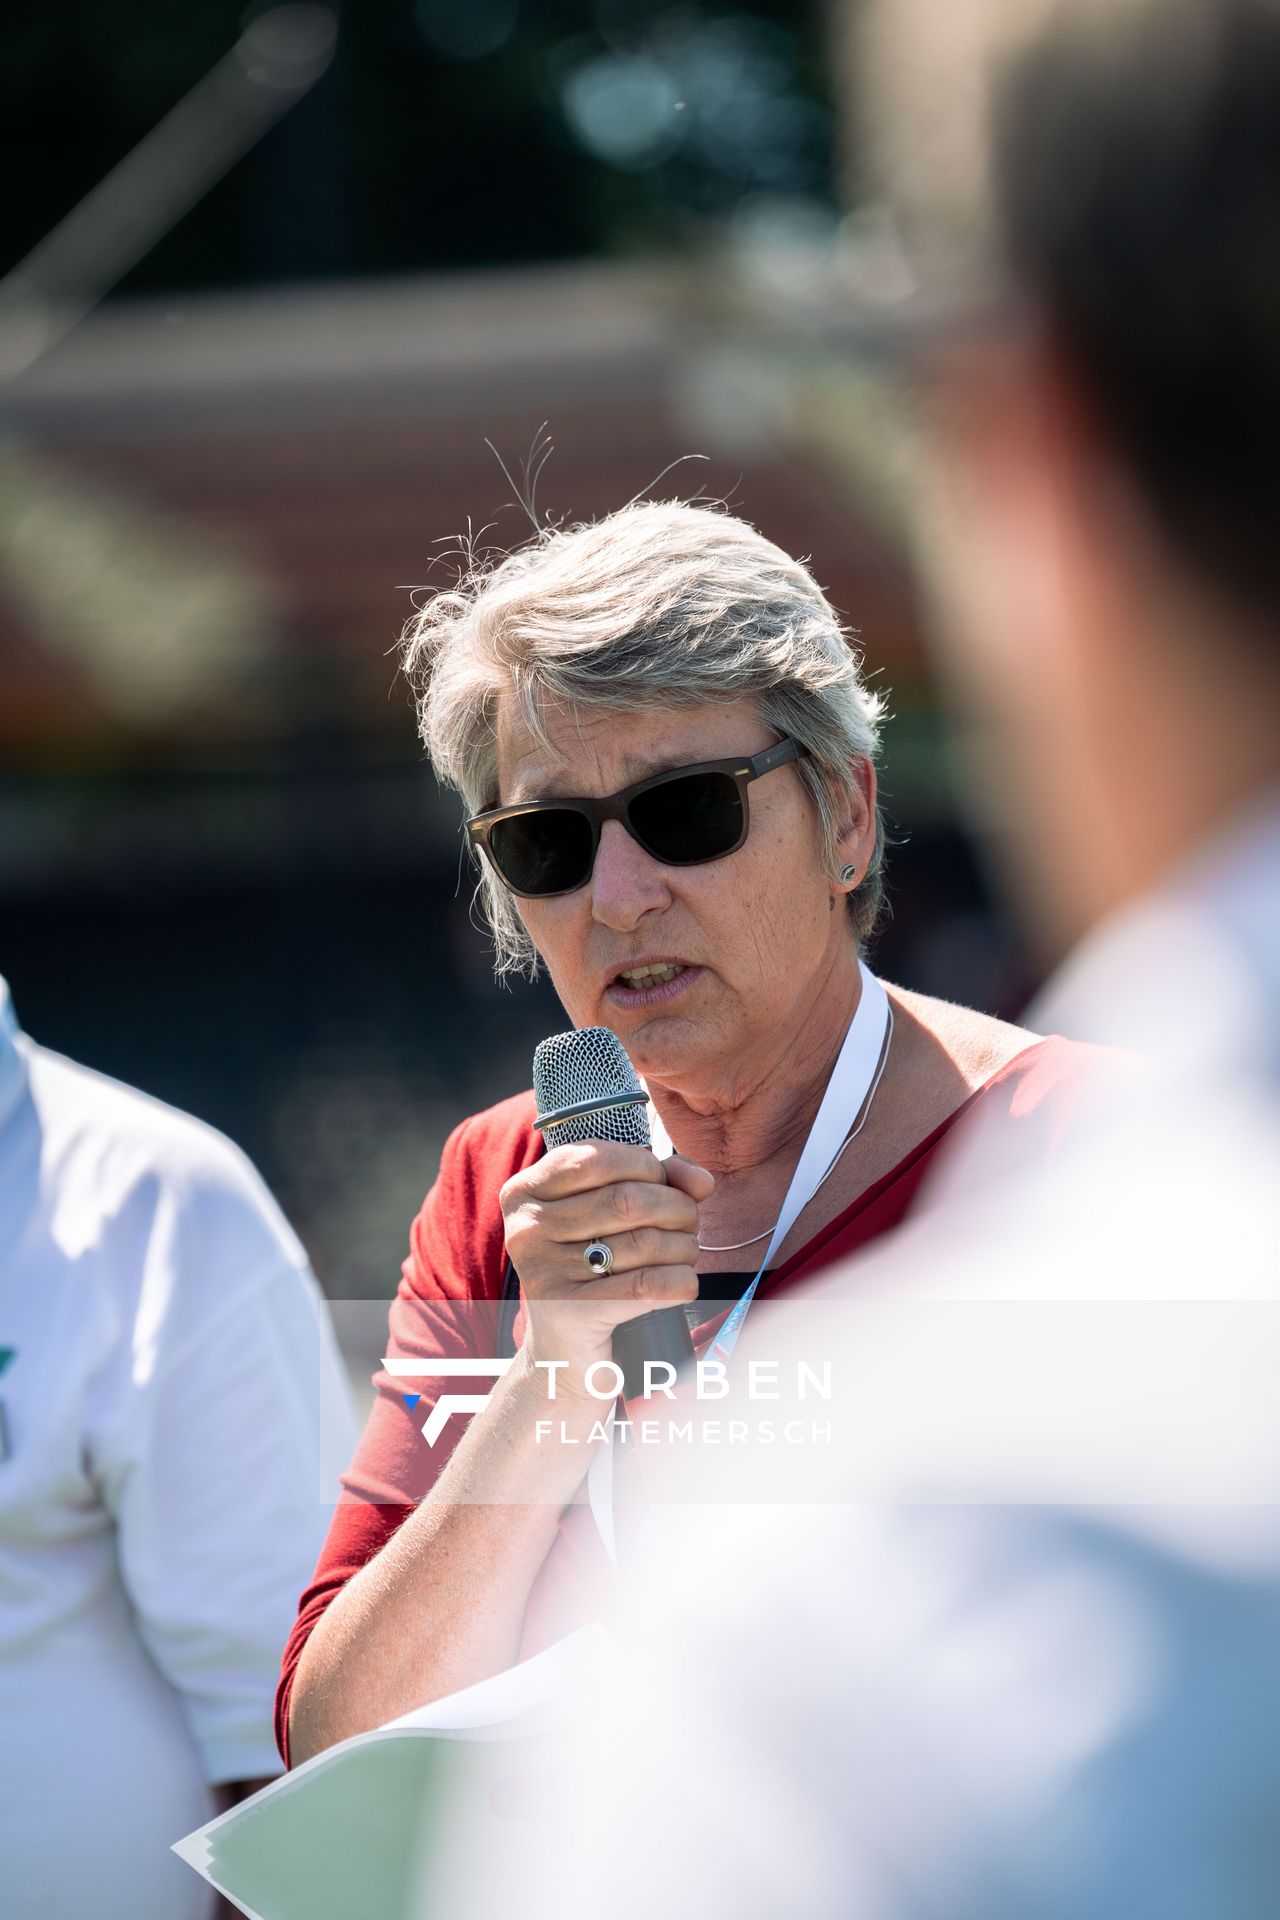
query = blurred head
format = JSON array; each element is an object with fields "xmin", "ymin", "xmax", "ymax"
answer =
[
  {"xmin": 401, "ymin": 501, "xmax": 883, "ymax": 1084},
  {"xmin": 852, "ymin": 0, "xmax": 1280, "ymax": 948}
]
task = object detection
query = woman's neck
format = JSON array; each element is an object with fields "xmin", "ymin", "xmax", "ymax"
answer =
[{"xmin": 646, "ymin": 948, "xmax": 863, "ymax": 1181}]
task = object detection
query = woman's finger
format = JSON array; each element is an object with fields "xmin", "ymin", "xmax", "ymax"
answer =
[
  {"xmin": 524, "ymin": 1179, "xmax": 700, "ymax": 1244},
  {"xmin": 541, "ymin": 1225, "xmax": 701, "ymax": 1278},
  {"xmin": 509, "ymin": 1139, "xmax": 665, "ymax": 1204},
  {"xmin": 662, "ymin": 1153, "xmax": 716, "ymax": 1202},
  {"xmin": 545, "ymin": 1261, "xmax": 701, "ymax": 1314}
]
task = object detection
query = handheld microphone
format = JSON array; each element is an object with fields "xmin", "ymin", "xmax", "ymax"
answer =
[{"xmin": 532, "ymin": 1026, "xmax": 695, "ymax": 1398}]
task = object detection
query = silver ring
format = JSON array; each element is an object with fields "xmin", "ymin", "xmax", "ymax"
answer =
[{"xmin": 583, "ymin": 1240, "xmax": 614, "ymax": 1275}]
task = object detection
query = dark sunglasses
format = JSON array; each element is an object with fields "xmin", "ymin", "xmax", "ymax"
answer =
[{"xmin": 466, "ymin": 737, "xmax": 810, "ymax": 899}]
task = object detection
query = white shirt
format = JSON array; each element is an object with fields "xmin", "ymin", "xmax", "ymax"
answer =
[{"xmin": 0, "ymin": 978, "xmax": 357, "ymax": 1919}]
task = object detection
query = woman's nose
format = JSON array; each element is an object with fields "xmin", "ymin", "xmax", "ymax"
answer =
[{"xmin": 589, "ymin": 818, "xmax": 672, "ymax": 929}]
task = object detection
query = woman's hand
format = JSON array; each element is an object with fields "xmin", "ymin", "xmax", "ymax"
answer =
[{"xmin": 499, "ymin": 1143, "xmax": 715, "ymax": 1387}]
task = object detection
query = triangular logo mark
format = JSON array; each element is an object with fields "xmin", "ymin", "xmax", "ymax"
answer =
[{"xmin": 401, "ymin": 1393, "xmax": 421, "ymax": 1411}]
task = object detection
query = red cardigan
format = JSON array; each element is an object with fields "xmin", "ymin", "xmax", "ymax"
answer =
[{"xmin": 275, "ymin": 1036, "xmax": 1088, "ymax": 1764}]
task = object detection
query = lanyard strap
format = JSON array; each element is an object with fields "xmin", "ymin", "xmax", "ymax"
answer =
[
  {"xmin": 587, "ymin": 961, "xmax": 892, "ymax": 1563},
  {"xmin": 703, "ymin": 961, "xmax": 890, "ymax": 1363}
]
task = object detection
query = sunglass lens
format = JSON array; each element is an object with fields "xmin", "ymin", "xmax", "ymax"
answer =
[
  {"xmin": 628, "ymin": 771, "xmax": 744, "ymax": 864},
  {"xmin": 487, "ymin": 808, "xmax": 595, "ymax": 895}
]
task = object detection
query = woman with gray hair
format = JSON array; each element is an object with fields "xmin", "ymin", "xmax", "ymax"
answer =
[{"xmin": 277, "ymin": 500, "xmax": 1085, "ymax": 1765}]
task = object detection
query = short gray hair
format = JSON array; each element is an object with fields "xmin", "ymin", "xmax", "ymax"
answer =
[{"xmin": 401, "ymin": 501, "xmax": 888, "ymax": 978}]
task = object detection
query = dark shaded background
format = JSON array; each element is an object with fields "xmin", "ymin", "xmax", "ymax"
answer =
[{"xmin": 3, "ymin": 2, "xmax": 842, "ymax": 291}]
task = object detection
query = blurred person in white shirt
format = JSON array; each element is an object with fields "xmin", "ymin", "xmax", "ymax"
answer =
[
  {"xmin": 422, "ymin": 3, "xmax": 1280, "ymax": 1916},
  {"xmin": 0, "ymin": 976, "xmax": 356, "ymax": 1918}
]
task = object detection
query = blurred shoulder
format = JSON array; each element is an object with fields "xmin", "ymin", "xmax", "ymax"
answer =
[
  {"xmin": 24, "ymin": 1034, "xmax": 285, "ymax": 1217},
  {"xmin": 17, "ymin": 1039, "xmax": 318, "ymax": 1344}
]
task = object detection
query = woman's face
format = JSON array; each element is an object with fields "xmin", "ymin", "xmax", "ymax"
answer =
[{"xmin": 494, "ymin": 693, "xmax": 874, "ymax": 1097}]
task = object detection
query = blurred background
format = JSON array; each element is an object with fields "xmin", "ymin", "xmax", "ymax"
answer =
[{"xmin": 0, "ymin": 0, "xmax": 1037, "ymax": 1302}]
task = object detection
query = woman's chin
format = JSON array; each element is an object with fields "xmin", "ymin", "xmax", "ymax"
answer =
[{"xmin": 611, "ymin": 1014, "xmax": 716, "ymax": 1084}]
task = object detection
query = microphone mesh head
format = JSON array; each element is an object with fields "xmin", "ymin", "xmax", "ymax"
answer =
[{"xmin": 532, "ymin": 1026, "xmax": 652, "ymax": 1150}]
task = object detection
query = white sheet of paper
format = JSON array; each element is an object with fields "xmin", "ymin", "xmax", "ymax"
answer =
[{"xmin": 172, "ymin": 1626, "xmax": 608, "ymax": 1920}]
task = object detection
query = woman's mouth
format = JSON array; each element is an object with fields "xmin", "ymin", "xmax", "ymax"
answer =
[
  {"xmin": 617, "ymin": 963, "xmax": 684, "ymax": 990},
  {"xmin": 605, "ymin": 962, "xmax": 700, "ymax": 1008}
]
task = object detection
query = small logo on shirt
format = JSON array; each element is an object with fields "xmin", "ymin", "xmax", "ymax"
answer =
[{"xmin": 0, "ymin": 1348, "xmax": 16, "ymax": 1376}]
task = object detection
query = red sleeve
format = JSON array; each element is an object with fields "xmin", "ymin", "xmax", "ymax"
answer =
[{"xmin": 273, "ymin": 1092, "xmax": 542, "ymax": 1766}]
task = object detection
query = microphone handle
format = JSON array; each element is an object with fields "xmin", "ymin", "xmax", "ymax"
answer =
[{"xmin": 612, "ymin": 1304, "xmax": 694, "ymax": 1400}]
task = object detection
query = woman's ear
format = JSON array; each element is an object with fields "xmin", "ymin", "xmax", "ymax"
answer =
[{"xmin": 833, "ymin": 757, "xmax": 877, "ymax": 890}]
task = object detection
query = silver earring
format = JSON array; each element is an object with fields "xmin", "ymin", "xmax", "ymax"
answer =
[{"xmin": 838, "ymin": 863, "xmax": 858, "ymax": 886}]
